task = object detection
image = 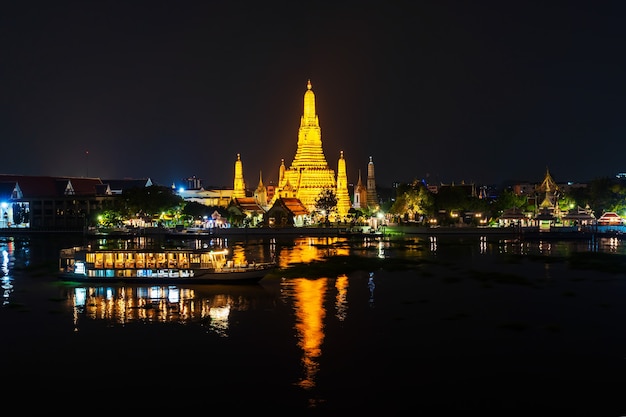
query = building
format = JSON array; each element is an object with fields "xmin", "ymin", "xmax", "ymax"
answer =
[
  {"xmin": 366, "ymin": 156, "xmax": 378, "ymax": 209},
  {"xmin": 352, "ymin": 169, "xmax": 366, "ymax": 210},
  {"xmin": 176, "ymin": 187, "xmax": 233, "ymax": 208},
  {"xmin": 267, "ymin": 80, "xmax": 351, "ymax": 220},
  {"xmin": 0, "ymin": 175, "xmax": 117, "ymax": 230},
  {"xmin": 174, "ymin": 176, "xmax": 233, "ymax": 208},
  {"xmin": 227, "ymin": 197, "xmax": 266, "ymax": 227},
  {"xmin": 233, "ymin": 153, "xmax": 246, "ymax": 199},
  {"xmin": 103, "ymin": 178, "xmax": 154, "ymax": 195},
  {"xmin": 230, "ymin": 80, "xmax": 379, "ymax": 221},
  {"xmin": 265, "ymin": 197, "xmax": 310, "ymax": 228}
]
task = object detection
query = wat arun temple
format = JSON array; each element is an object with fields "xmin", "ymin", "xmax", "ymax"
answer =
[{"xmin": 232, "ymin": 80, "xmax": 379, "ymax": 221}]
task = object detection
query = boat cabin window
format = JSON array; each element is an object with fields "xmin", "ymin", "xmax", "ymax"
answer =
[
  {"xmin": 178, "ymin": 253, "xmax": 189, "ymax": 268},
  {"xmin": 190, "ymin": 254, "xmax": 201, "ymax": 265},
  {"xmin": 115, "ymin": 253, "xmax": 125, "ymax": 268},
  {"xmin": 147, "ymin": 254, "xmax": 156, "ymax": 268},
  {"xmin": 167, "ymin": 253, "xmax": 177, "ymax": 268},
  {"xmin": 125, "ymin": 253, "xmax": 135, "ymax": 268},
  {"xmin": 104, "ymin": 254, "xmax": 113, "ymax": 268},
  {"xmin": 136, "ymin": 253, "xmax": 145, "ymax": 268}
]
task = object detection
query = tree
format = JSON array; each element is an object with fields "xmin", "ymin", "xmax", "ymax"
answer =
[
  {"xmin": 315, "ymin": 188, "xmax": 338, "ymax": 223},
  {"xmin": 121, "ymin": 185, "xmax": 184, "ymax": 218},
  {"xmin": 97, "ymin": 209, "xmax": 125, "ymax": 228},
  {"xmin": 574, "ymin": 176, "xmax": 626, "ymax": 217},
  {"xmin": 389, "ymin": 181, "xmax": 434, "ymax": 223},
  {"xmin": 181, "ymin": 201, "xmax": 212, "ymax": 223},
  {"xmin": 491, "ymin": 189, "xmax": 528, "ymax": 214}
]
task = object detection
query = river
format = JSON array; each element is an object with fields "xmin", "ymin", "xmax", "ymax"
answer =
[{"xmin": 1, "ymin": 232, "xmax": 625, "ymax": 415}]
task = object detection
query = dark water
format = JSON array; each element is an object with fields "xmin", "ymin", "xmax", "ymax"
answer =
[{"xmin": 2, "ymin": 233, "xmax": 625, "ymax": 415}]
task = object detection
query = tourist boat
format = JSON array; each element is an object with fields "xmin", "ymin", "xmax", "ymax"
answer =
[{"xmin": 58, "ymin": 245, "xmax": 277, "ymax": 284}]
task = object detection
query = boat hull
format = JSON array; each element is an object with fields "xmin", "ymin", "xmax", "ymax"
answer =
[{"xmin": 58, "ymin": 266, "xmax": 276, "ymax": 284}]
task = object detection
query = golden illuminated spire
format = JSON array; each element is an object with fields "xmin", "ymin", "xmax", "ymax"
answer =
[
  {"xmin": 279, "ymin": 158, "xmax": 285, "ymax": 183},
  {"xmin": 276, "ymin": 80, "xmax": 336, "ymax": 211},
  {"xmin": 336, "ymin": 151, "xmax": 351, "ymax": 218},
  {"xmin": 233, "ymin": 153, "xmax": 246, "ymax": 199},
  {"xmin": 303, "ymin": 79, "xmax": 316, "ymax": 121},
  {"xmin": 288, "ymin": 80, "xmax": 331, "ymax": 172},
  {"xmin": 254, "ymin": 170, "xmax": 268, "ymax": 208},
  {"xmin": 537, "ymin": 166, "xmax": 558, "ymax": 208}
]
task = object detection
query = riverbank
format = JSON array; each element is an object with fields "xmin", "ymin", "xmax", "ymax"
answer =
[{"xmin": 3, "ymin": 224, "xmax": 625, "ymax": 240}]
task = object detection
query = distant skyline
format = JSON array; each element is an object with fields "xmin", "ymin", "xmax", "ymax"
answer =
[{"xmin": 3, "ymin": 1, "xmax": 626, "ymax": 188}]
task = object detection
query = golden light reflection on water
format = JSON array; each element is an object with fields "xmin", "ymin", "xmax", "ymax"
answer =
[
  {"xmin": 67, "ymin": 285, "xmax": 253, "ymax": 336},
  {"xmin": 334, "ymin": 274, "xmax": 348, "ymax": 321},
  {"xmin": 281, "ymin": 277, "xmax": 328, "ymax": 390},
  {"xmin": 278, "ymin": 237, "xmax": 351, "ymax": 267},
  {"xmin": 232, "ymin": 246, "xmax": 247, "ymax": 267},
  {"xmin": 606, "ymin": 236, "xmax": 620, "ymax": 252}
]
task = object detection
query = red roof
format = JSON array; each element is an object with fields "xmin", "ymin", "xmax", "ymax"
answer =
[
  {"xmin": 598, "ymin": 212, "xmax": 623, "ymax": 224},
  {"xmin": 232, "ymin": 197, "xmax": 264, "ymax": 212},
  {"xmin": 0, "ymin": 175, "xmax": 103, "ymax": 198},
  {"xmin": 278, "ymin": 198, "xmax": 309, "ymax": 216}
]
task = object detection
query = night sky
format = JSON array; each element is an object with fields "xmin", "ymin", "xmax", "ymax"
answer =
[{"xmin": 3, "ymin": 1, "xmax": 625, "ymax": 189}]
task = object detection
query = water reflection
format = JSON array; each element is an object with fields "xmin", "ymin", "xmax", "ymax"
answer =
[
  {"xmin": 368, "ymin": 272, "xmax": 376, "ymax": 304},
  {"xmin": 430, "ymin": 235, "xmax": 437, "ymax": 253},
  {"xmin": 1, "ymin": 274, "xmax": 12, "ymax": 306},
  {"xmin": 377, "ymin": 239, "xmax": 385, "ymax": 258},
  {"xmin": 1, "ymin": 239, "xmax": 15, "ymax": 305},
  {"xmin": 278, "ymin": 237, "xmax": 351, "ymax": 267},
  {"xmin": 4, "ymin": 232, "xmax": 626, "ymax": 413},
  {"xmin": 281, "ymin": 277, "xmax": 327, "ymax": 390},
  {"xmin": 334, "ymin": 274, "xmax": 348, "ymax": 321},
  {"xmin": 606, "ymin": 236, "xmax": 620, "ymax": 252},
  {"xmin": 66, "ymin": 284, "xmax": 267, "ymax": 336},
  {"xmin": 479, "ymin": 235, "xmax": 486, "ymax": 254}
]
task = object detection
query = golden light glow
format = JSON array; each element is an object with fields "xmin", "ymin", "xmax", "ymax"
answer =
[
  {"xmin": 272, "ymin": 81, "xmax": 350, "ymax": 218},
  {"xmin": 68, "ymin": 285, "xmax": 252, "ymax": 336},
  {"xmin": 277, "ymin": 237, "xmax": 349, "ymax": 268},
  {"xmin": 286, "ymin": 277, "xmax": 327, "ymax": 390},
  {"xmin": 334, "ymin": 274, "xmax": 349, "ymax": 321}
]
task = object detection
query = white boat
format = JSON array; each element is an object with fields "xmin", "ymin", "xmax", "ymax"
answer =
[{"xmin": 58, "ymin": 245, "xmax": 277, "ymax": 284}]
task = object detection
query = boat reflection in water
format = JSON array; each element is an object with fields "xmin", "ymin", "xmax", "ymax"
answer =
[
  {"xmin": 1, "ymin": 238, "xmax": 17, "ymax": 306},
  {"xmin": 67, "ymin": 284, "xmax": 268, "ymax": 337}
]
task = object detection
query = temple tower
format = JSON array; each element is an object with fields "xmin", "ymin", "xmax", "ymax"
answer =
[
  {"xmin": 353, "ymin": 169, "xmax": 367, "ymax": 210},
  {"xmin": 336, "ymin": 150, "xmax": 351, "ymax": 219},
  {"xmin": 274, "ymin": 80, "xmax": 337, "ymax": 211},
  {"xmin": 233, "ymin": 153, "xmax": 246, "ymax": 199},
  {"xmin": 254, "ymin": 171, "xmax": 268, "ymax": 209},
  {"xmin": 537, "ymin": 167, "xmax": 560, "ymax": 213},
  {"xmin": 366, "ymin": 156, "xmax": 378, "ymax": 209}
]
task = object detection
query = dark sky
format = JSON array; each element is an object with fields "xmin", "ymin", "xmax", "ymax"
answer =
[{"xmin": 2, "ymin": 1, "xmax": 625, "ymax": 189}]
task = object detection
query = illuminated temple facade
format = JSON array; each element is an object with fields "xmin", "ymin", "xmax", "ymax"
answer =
[
  {"xmin": 232, "ymin": 80, "xmax": 379, "ymax": 221},
  {"xmin": 271, "ymin": 80, "xmax": 352, "ymax": 219}
]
